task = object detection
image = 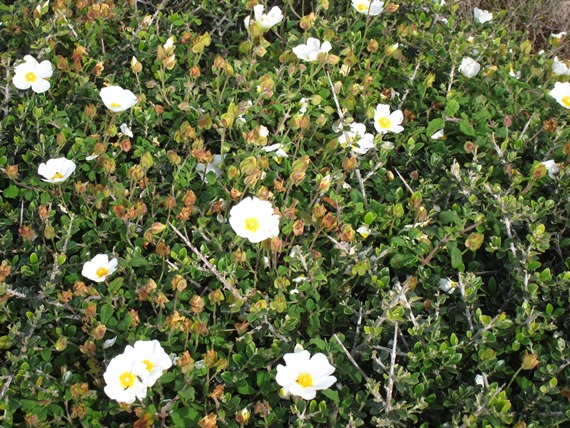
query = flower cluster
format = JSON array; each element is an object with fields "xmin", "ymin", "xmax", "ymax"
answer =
[{"xmin": 104, "ymin": 340, "xmax": 172, "ymax": 404}]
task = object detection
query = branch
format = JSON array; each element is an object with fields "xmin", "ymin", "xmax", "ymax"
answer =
[
  {"xmin": 333, "ymin": 333, "xmax": 369, "ymax": 382},
  {"xmin": 169, "ymin": 222, "xmax": 244, "ymax": 302},
  {"xmin": 384, "ymin": 323, "xmax": 399, "ymax": 413}
]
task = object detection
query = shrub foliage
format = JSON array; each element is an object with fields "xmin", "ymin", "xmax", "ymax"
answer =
[{"xmin": 0, "ymin": 0, "xmax": 569, "ymax": 427}]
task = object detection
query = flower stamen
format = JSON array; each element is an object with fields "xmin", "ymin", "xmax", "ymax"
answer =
[
  {"xmin": 119, "ymin": 371, "xmax": 135, "ymax": 390},
  {"xmin": 96, "ymin": 267, "xmax": 109, "ymax": 278},
  {"xmin": 378, "ymin": 117, "xmax": 391, "ymax": 128},
  {"xmin": 143, "ymin": 359, "xmax": 155, "ymax": 372},
  {"xmin": 245, "ymin": 217, "xmax": 260, "ymax": 232},
  {"xmin": 296, "ymin": 372, "xmax": 313, "ymax": 388},
  {"xmin": 25, "ymin": 71, "xmax": 37, "ymax": 82}
]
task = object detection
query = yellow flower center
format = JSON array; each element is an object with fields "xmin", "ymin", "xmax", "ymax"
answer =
[
  {"xmin": 296, "ymin": 372, "xmax": 313, "ymax": 388},
  {"xmin": 110, "ymin": 102, "xmax": 121, "ymax": 108},
  {"xmin": 119, "ymin": 371, "xmax": 135, "ymax": 389},
  {"xmin": 51, "ymin": 172, "xmax": 64, "ymax": 180},
  {"xmin": 357, "ymin": 4, "xmax": 368, "ymax": 11},
  {"xmin": 95, "ymin": 267, "xmax": 109, "ymax": 278},
  {"xmin": 378, "ymin": 117, "xmax": 391, "ymax": 128},
  {"xmin": 143, "ymin": 359, "xmax": 154, "ymax": 372},
  {"xmin": 245, "ymin": 217, "xmax": 260, "ymax": 232},
  {"xmin": 562, "ymin": 96, "xmax": 570, "ymax": 107},
  {"xmin": 25, "ymin": 71, "xmax": 37, "ymax": 82}
]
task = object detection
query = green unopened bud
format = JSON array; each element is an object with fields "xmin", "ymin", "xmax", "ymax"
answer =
[
  {"xmin": 131, "ymin": 56, "xmax": 142, "ymax": 73},
  {"xmin": 521, "ymin": 351, "xmax": 539, "ymax": 370},
  {"xmin": 240, "ymin": 156, "xmax": 258, "ymax": 175},
  {"xmin": 140, "ymin": 152, "xmax": 154, "ymax": 171},
  {"xmin": 54, "ymin": 336, "xmax": 68, "ymax": 351}
]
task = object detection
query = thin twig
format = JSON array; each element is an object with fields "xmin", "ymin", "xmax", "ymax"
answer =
[
  {"xmin": 398, "ymin": 58, "xmax": 422, "ymax": 110},
  {"xmin": 352, "ymin": 304, "xmax": 363, "ymax": 352},
  {"xmin": 447, "ymin": 63, "xmax": 456, "ymax": 96},
  {"xmin": 333, "ymin": 333, "xmax": 369, "ymax": 381},
  {"xmin": 457, "ymin": 276, "xmax": 474, "ymax": 333},
  {"xmin": 457, "ymin": 385, "xmax": 505, "ymax": 428},
  {"xmin": 384, "ymin": 323, "xmax": 399, "ymax": 413},
  {"xmin": 354, "ymin": 168, "xmax": 368, "ymax": 210},
  {"xmin": 264, "ymin": 315, "xmax": 290, "ymax": 343},
  {"xmin": 50, "ymin": 213, "xmax": 75, "ymax": 282},
  {"xmin": 169, "ymin": 222, "xmax": 244, "ymax": 302},
  {"xmin": 394, "ymin": 168, "xmax": 413, "ymax": 194}
]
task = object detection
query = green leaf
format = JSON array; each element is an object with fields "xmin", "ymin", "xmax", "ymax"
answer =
[
  {"xmin": 3, "ymin": 185, "xmax": 19, "ymax": 199},
  {"xmin": 459, "ymin": 119, "xmax": 476, "ymax": 137},
  {"xmin": 450, "ymin": 333, "xmax": 458, "ymax": 346},
  {"xmin": 444, "ymin": 99, "xmax": 460, "ymax": 117},
  {"xmin": 129, "ymin": 257, "xmax": 147, "ymax": 267},
  {"xmin": 426, "ymin": 118, "xmax": 445, "ymax": 137},
  {"xmin": 100, "ymin": 304, "xmax": 114, "ymax": 325}
]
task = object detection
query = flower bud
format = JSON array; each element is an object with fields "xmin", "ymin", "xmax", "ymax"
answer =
[
  {"xmin": 131, "ymin": 56, "xmax": 142, "ymax": 73},
  {"xmin": 236, "ymin": 407, "xmax": 251, "ymax": 426}
]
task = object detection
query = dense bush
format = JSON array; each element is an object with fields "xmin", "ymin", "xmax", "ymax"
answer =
[{"xmin": 0, "ymin": 0, "xmax": 569, "ymax": 426}]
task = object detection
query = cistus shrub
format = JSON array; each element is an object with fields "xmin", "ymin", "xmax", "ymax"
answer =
[{"xmin": 0, "ymin": 0, "xmax": 569, "ymax": 427}]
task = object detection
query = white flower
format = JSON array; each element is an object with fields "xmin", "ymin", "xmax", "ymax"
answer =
[
  {"xmin": 12, "ymin": 55, "xmax": 53, "ymax": 93},
  {"xmin": 541, "ymin": 160, "xmax": 559, "ymax": 179},
  {"xmin": 163, "ymin": 36, "xmax": 175, "ymax": 51},
  {"xmin": 550, "ymin": 81, "xmax": 570, "ymax": 109},
  {"xmin": 551, "ymin": 32, "xmax": 567, "ymax": 39},
  {"xmin": 99, "ymin": 86, "xmax": 138, "ymax": 112},
  {"xmin": 81, "ymin": 254, "xmax": 118, "ymax": 282},
  {"xmin": 439, "ymin": 278, "xmax": 456, "ymax": 294},
  {"xmin": 351, "ymin": 0, "xmax": 384, "ymax": 16},
  {"xmin": 298, "ymin": 98, "xmax": 310, "ymax": 116},
  {"xmin": 508, "ymin": 66, "xmax": 520, "ymax": 79},
  {"xmin": 132, "ymin": 340, "xmax": 173, "ymax": 387},
  {"xmin": 458, "ymin": 57, "xmax": 481, "ymax": 78},
  {"xmin": 259, "ymin": 125, "xmax": 269, "ymax": 138},
  {"xmin": 293, "ymin": 38, "xmax": 332, "ymax": 62},
  {"xmin": 229, "ymin": 196, "xmax": 280, "ymax": 243},
  {"xmin": 357, "ymin": 225, "xmax": 371, "ymax": 238},
  {"xmin": 275, "ymin": 350, "xmax": 336, "ymax": 400},
  {"xmin": 103, "ymin": 336, "xmax": 118, "ymax": 349},
  {"xmin": 380, "ymin": 141, "xmax": 394, "ymax": 150},
  {"xmin": 120, "ymin": 123, "xmax": 133, "ymax": 138},
  {"xmin": 196, "ymin": 154, "xmax": 223, "ymax": 183},
  {"xmin": 373, "ymin": 104, "xmax": 404, "ymax": 134},
  {"xmin": 244, "ymin": 4, "xmax": 283, "ymax": 30},
  {"xmin": 338, "ymin": 123, "xmax": 375, "ymax": 154},
  {"xmin": 261, "ymin": 143, "xmax": 288, "ymax": 158},
  {"xmin": 552, "ymin": 57, "xmax": 570, "ymax": 76},
  {"xmin": 431, "ymin": 129, "xmax": 445, "ymax": 139},
  {"xmin": 475, "ymin": 374, "xmax": 485, "ymax": 387},
  {"xmin": 473, "ymin": 7, "xmax": 492, "ymax": 23},
  {"xmin": 103, "ymin": 346, "xmax": 148, "ymax": 404},
  {"xmin": 38, "ymin": 157, "xmax": 76, "ymax": 183}
]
